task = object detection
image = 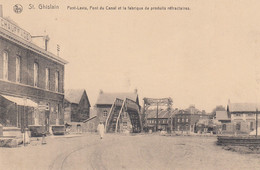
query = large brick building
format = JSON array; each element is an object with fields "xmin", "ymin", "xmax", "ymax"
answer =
[
  {"xmin": 174, "ymin": 105, "xmax": 202, "ymax": 133},
  {"xmin": 0, "ymin": 10, "xmax": 68, "ymax": 134}
]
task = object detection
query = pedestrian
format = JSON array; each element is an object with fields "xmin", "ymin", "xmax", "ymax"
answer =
[
  {"xmin": 97, "ymin": 121, "xmax": 105, "ymax": 139},
  {"xmin": 77, "ymin": 124, "xmax": 81, "ymax": 134}
]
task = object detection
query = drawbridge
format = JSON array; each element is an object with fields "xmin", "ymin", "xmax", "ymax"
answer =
[{"xmin": 105, "ymin": 98, "xmax": 142, "ymax": 133}]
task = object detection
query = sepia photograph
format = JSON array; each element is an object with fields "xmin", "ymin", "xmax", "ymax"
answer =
[{"xmin": 1, "ymin": 0, "xmax": 260, "ymax": 169}]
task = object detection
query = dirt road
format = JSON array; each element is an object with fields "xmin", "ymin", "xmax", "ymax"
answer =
[{"xmin": 1, "ymin": 134, "xmax": 260, "ymax": 170}]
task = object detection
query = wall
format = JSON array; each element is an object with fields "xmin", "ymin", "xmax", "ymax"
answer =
[
  {"xmin": 0, "ymin": 35, "xmax": 65, "ymax": 128},
  {"xmin": 0, "ymin": 37, "xmax": 64, "ymax": 93},
  {"xmin": 96, "ymin": 105, "xmax": 111, "ymax": 124}
]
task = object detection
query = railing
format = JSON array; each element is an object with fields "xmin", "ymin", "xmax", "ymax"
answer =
[
  {"xmin": 105, "ymin": 99, "xmax": 116, "ymax": 133},
  {"xmin": 105, "ymin": 98, "xmax": 124, "ymax": 132},
  {"xmin": 115, "ymin": 99, "xmax": 127, "ymax": 132}
]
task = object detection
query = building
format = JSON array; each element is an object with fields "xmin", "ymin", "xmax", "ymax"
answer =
[
  {"xmin": 64, "ymin": 89, "xmax": 91, "ymax": 122},
  {"xmin": 174, "ymin": 105, "xmax": 202, "ymax": 133},
  {"xmin": 227, "ymin": 102, "xmax": 260, "ymax": 134},
  {"xmin": 215, "ymin": 110, "xmax": 232, "ymax": 134},
  {"xmin": 146, "ymin": 109, "xmax": 170, "ymax": 131},
  {"xmin": 146, "ymin": 109, "xmax": 176, "ymax": 132},
  {"xmin": 0, "ymin": 9, "xmax": 68, "ymax": 135},
  {"xmin": 95, "ymin": 90, "xmax": 142, "ymax": 133}
]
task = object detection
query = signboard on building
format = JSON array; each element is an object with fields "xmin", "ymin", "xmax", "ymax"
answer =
[{"xmin": 0, "ymin": 17, "xmax": 32, "ymax": 42}]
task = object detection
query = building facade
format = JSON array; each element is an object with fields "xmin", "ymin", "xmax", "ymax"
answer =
[
  {"xmin": 227, "ymin": 102, "xmax": 260, "ymax": 135},
  {"xmin": 0, "ymin": 13, "xmax": 67, "ymax": 133},
  {"xmin": 174, "ymin": 106, "xmax": 202, "ymax": 133},
  {"xmin": 146, "ymin": 109, "xmax": 176, "ymax": 132},
  {"xmin": 64, "ymin": 89, "xmax": 91, "ymax": 122}
]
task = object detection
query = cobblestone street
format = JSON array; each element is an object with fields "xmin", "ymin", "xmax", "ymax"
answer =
[{"xmin": 1, "ymin": 134, "xmax": 260, "ymax": 170}]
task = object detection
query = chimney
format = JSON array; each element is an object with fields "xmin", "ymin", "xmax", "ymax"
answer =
[
  {"xmin": 0, "ymin": 5, "xmax": 3, "ymax": 17},
  {"xmin": 99, "ymin": 89, "xmax": 103, "ymax": 94},
  {"xmin": 44, "ymin": 35, "xmax": 50, "ymax": 51}
]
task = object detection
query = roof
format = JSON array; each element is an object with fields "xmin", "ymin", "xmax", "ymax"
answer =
[
  {"xmin": 229, "ymin": 103, "xmax": 260, "ymax": 112},
  {"xmin": 0, "ymin": 95, "xmax": 38, "ymax": 107},
  {"xmin": 146, "ymin": 109, "xmax": 173, "ymax": 119},
  {"xmin": 0, "ymin": 17, "xmax": 68, "ymax": 65},
  {"xmin": 65, "ymin": 89, "xmax": 90, "ymax": 105},
  {"xmin": 96, "ymin": 92, "xmax": 139, "ymax": 105},
  {"xmin": 216, "ymin": 111, "xmax": 230, "ymax": 120}
]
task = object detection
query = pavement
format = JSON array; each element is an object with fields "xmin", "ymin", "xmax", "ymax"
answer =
[{"xmin": 1, "ymin": 133, "xmax": 260, "ymax": 170}]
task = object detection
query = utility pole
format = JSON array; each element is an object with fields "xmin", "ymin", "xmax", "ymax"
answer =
[
  {"xmin": 256, "ymin": 108, "xmax": 258, "ymax": 138},
  {"xmin": 156, "ymin": 102, "xmax": 158, "ymax": 132}
]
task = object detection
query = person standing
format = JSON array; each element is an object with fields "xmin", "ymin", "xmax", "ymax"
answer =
[{"xmin": 97, "ymin": 121, "xmax": 105, "ymax": 139}]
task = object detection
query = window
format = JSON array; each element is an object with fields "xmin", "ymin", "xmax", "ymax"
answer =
[
  {"xmin": 235, "ymin": 113, "xmax": 241, "ymax": 117},
  {"xmin": 186, "ymin": 118, "xmax": 189, "ymax": 122},
  {"xmin": 3, "ymin": 51, "xmax": 8, "ymax": 80},
  {"xmin": 103, "ymin": 110, "xmax": 108, "ymax": 117},
  {"xmin": 55, "ymin": 71, "xmax": 59, "ymax": 92},
  {"xmin": 186, "ymin": 124, "xmax": 189, "ymax": 130},
  {"xmin": 45, "ymin": 68, "xmax": 50, "ymax": 90},
  {"xmin": 222, "ymin": 124, "xmax": 226, "ymax": 131},
  {"xmin": 16, "ymin": 56, "xmax": 21, "ymax": 82},
  {"xmin": 58, "ymin": 104, "xmax": 61, "ymax": 118},
  {"xmin": 248, "ymin": 113, "xmax": 254, "ymax": 117},
  {"xmin": 236, "ymin": 123, "xmax": 241, "ymax": 131},
  {"xmin": 178, "ymin": 118, "xmax": 180, "ymax": 122},
  {"xmin": 250, "ymin": 122, "xmax": 254, "ymax": 131},
  {"xmin": 46, "ymin": 103, "xmax": 50, "ymax": 111},
  {"xmin": 34, "ymin": 63, "xmax": 39, "ymax": 87},
  {"xmin": 182, "ymin": 118, "xmax": 184, "ymax": 122}
]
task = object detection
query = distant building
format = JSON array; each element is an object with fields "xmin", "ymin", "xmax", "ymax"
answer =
[
  {"xmin": 64, "ymin": 89, "xmax": 91, "ymax": 122},
  {"xmin": 146, "ymin": 109, "xmax": 170, "ymax": 131},
  {"xmin": 174, "ymin": 106, "xmax": 202, "ymax": 133},
  {"xmin": 0, "ymin": 9, "xmax": 68, "ymax": 135},
  {"xmin": 227, "ymin": 102, "xmax": 260, "ymax": 134},
  {"xmin": 215, "ymin": 110, "xmax": 231, "ymax": 134}
]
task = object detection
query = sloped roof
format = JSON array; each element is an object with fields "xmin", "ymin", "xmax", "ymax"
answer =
[
  {"xmin": 96, "ymin": 92, "xmax": 138, "ymax": 105},
  {"xmin": 65, "ymin": 89, "xmax": 89, "ymax": 104},
  {"xmin": 0, "ymin": 17, "xmax": 68, "ymax": 65},
  {"xmin": 216, "ymin": 111, "xmax": 229, "ymax": 120},
  {"xmin": 229, "ymin": 103, "xmax": 260, "ymax": 112}
]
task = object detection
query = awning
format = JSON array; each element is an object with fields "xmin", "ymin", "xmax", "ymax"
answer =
[{"xmin": 1, "ymin": 95, "xmax": 38, "ymax": 107}]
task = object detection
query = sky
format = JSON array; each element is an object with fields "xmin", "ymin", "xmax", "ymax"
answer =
[{"xmin": 1, "ymin": 0, "xmax": 260, "ymax": 112}]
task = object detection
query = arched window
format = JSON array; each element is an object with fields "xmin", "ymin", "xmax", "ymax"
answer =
[
  {"xmin": 34, "ymin": 62, "xmax": 39, "ymax": 87},
  {"xmin": 222, "ymin": 124, "xmax": 226, "ymax": 131},
  {"xmin": 16, "ymin": 56, "xmax": 21, "ymax": 82},
  {"xmin": 45, "ymin": 68, "xmax": 50, "ymax": 90},
  {"xmin": 3, "ymin": 51, "xmax": 8, "ymax": 80},
  {"xmin": 55, "ymin": 71, "xmax": 59, "ymax": 92}
]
